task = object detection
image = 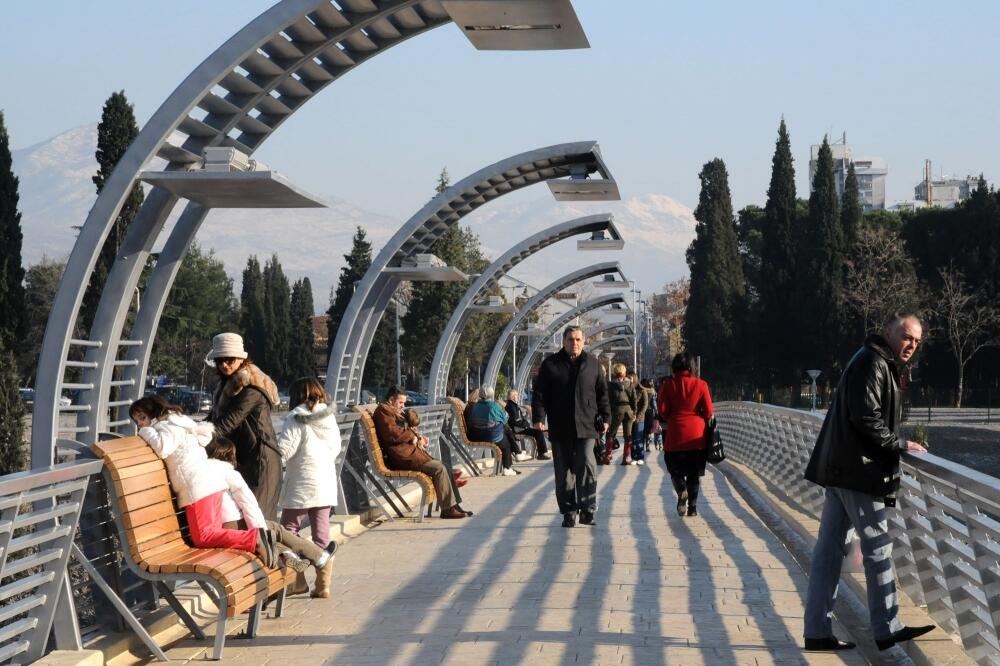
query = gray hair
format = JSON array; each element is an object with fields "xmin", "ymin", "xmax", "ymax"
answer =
[
  {"xmin": 882, "ymin": 312, "xmax": 922, "ymax": 332},
  {"xmin": 480, "ymin": 386, "xmax": 495, "ymax": 400},
  {"xmin": 507, "ymin": 389, "xmax": 519, "ymax": 401}
]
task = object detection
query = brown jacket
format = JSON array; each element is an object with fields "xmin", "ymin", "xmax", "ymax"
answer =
[{"xmin": 373, "ymin": 403, "xmax": 432, "ymax": 470}]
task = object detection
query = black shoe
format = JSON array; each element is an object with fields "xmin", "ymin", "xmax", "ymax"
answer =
[
  {"xmin": 315, "ymin": 540, "xmax": 337, "ymax": 569},
  {"xmin": 803, "ymin": 636, "xmax": 856, "ymax": 651},
  {"xmin": 875, "ymin": 625, "xmax": 935, "ymax": 651},
  {"xmin": 561, "ymin": 513, "xmax": 576, "ymax": 528},
  {"xmin": 676, "ymin": 493, "xmax": 688, "ymax": 517},
  {"xmin": 686, "ymin": 505, "xmax": 698, "ymax": 517},
  {"xmin": 579, "ymin": 510, "xmax": 595, "ymax": 526}
]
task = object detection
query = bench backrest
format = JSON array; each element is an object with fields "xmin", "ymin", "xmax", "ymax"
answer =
[
  {"xmin": 91, "ymin": 437, "xmax": 186, "ymax": 565},
  {"xmin": 445, "ymin": 397, "xmax": 477, "ymax": 445},
  {"xmin": 352, "ymin": 405, "xmax": 394, "ymax": 476}
]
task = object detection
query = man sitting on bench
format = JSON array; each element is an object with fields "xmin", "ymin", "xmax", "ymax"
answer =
[{"xmin": 373, "ymin": 385, "xmax": 470, "ymax": 519}]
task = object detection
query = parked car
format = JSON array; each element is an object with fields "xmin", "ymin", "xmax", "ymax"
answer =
[
  {"xmin": 18, "ymin": 388, "xmax": 70, "ymax": 409},
  {"xmin": 405, "ymin": 391, "xmax": 428, "ymax": 407}
]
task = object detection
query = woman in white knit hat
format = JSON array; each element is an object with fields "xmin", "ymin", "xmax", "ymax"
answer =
[{"xmin": 205, "ymin": 332, "xmax": 282, "ymax": 520}]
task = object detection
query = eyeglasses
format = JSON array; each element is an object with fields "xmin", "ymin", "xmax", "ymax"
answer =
[{"xmin": 214, "ymin": 357, "xmax": 240, "ymax": 365}]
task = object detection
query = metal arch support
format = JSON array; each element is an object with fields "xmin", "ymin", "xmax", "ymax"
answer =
[
  {"xmin": 427, "ymin": 213, "xmax": 621, "ymax": 402},
  {"xmin": 513, "ymin": 293, "xmax": 627, "ymax": 395},
  {"xmin": 326, "ymin": 141, "xmax": 616, "ymax": 407},
  {"xmin": 585, "ymin": 321, "xmax": 633, "ymax": 342},
  {"xmin": 30, "ymin": 1, "xmax": 464, "ymax": 464},
  {"xmin": 481, "ymin": 261, "xmax": 626, "ymax": 392}
]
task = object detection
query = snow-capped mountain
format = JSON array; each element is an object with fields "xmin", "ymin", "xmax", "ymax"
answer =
[{"xmin": 12, "ymin": 125, "xmax": 695, "ymax": 308}]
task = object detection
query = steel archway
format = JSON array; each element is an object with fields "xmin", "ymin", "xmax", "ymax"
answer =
[
  {"xmin": 513, "ymin": 293, "xmax": 628, "ymax": 395},
  {"xmin": 585, "ymin": 321, "xmax": 633, "ymax": 342},
  {"xmin": 481, "ymin": 261, "xmax": 626, "ymax": 392},
  {"xmin": 30, "ymin": 0, "xmax": 593, "ymax": 464},
  {"xmin": 327, "ymin": 142, "xmax": 616, "ymax": 406},
  {"xmin": 427, "ymin": 214, "xmax": 622, "ymax": 401}
]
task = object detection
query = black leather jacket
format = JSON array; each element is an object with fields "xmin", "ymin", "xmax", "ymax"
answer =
[
  {"xmin": 531, "ymin": 349, "xmax": 610, "ymax": 439},
  {"xmin": 804, "ymin": 335, "xmax": 907, "ymax": 506}
]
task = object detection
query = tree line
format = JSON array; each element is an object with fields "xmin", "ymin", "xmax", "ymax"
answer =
[{"xmin": 681, "ymin": 119, "xmax": 1000, "ymax": 407}]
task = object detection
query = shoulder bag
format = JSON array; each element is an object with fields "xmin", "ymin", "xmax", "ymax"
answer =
[{"xmin": 704, "ymin": 416, "xmax": 725, "ymax": 465}]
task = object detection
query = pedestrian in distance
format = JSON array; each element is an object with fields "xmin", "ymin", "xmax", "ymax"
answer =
[
  {"xmin": 605, "ymin": 364, "xmax": 637, "ymax": 465},
  {"xmin": 803, "ymin": 313, "xmax": 935, "ymax": 652},
  {"xmin": 657, "ymin": 352, "xmax": 714, "ymax": 517},
  {"xmin": 205, "ymin": 332, "xmax": 282, "ymax": 520},
  {"xmin": 531, "ymin": 325, "xmax": 610, "ymax": 528},
  {"xmin": 629, "ymin": 371, "xmax": 648, "ymax": 465},
  {"xmin": 276, "ymin": 377, "xmax": 342, "ymax": 595}
]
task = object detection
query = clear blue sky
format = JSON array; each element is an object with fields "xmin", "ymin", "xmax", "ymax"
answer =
[{"xmin": 2, "ymin": 1, "xmax": 997, "ymax": 219}]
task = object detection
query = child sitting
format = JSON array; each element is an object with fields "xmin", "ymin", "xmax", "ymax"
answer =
[{"xmin": 206, "ymin": 437, "xmax": 337, "ymax": 597}]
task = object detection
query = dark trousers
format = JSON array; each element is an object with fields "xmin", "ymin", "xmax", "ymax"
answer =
[
  {"xmin": 513, "ymin": 427, "xmax": 548, "ymax": 455},
  {"xmin": 550, "ymin": 437, "xmax": 597, "ymax": 515}
]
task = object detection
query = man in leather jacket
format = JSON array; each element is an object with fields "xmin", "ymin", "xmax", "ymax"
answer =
[
  {"xmin": 531, "ymin": 325, "xmax": 610, "ymax": 528},
  {"xmin": 803, "ymin": 314, "xmax": 934, "ymax": 652}
]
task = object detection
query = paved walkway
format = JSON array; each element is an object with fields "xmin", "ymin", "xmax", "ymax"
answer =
[{"xmin": 151, "ymin": 456, "xmax": 867, "ymax": 665}]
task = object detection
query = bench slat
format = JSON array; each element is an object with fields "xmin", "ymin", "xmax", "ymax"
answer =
[
  {"xmin": 115, "ymin": 469, "xmax": 170, "ymax": 496},
  {"xmin": 122, "ymin": 500, "xmax": 178, "ymax": 531}
]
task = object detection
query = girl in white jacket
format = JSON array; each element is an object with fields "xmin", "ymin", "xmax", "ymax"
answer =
[
  {"xmin": 130, "ymin": 395, "xmax": 262, "ymax": 555},
  {"xmin": 277, "ymin": 378, "xmax": 342, "ymax": 549}
]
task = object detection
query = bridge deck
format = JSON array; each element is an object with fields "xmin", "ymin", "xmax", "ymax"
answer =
[{"xmin": 148, "ymin": 458, "xmax": 867, "ymax": 665}]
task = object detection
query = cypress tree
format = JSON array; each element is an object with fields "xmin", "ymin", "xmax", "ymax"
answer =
[
  {"xmin": 81, "ymin": 91, "xmax": 145, "ymax": 332},
  {"xmin": 0, "ymin": 343, "xmax": 26, "ymax": 475},
  {"xmin": 288, "ymin": 278, "xmax": 316, "ymax": 381},
  {"xmin": 758, "ymin": 119, "xmax": 798, "ymax": 385},
  {"xmin": 240, "ymin": 256, "xmax": 267, "ymax": 362},
  {"xmin": 841, "ymin": 162, "xmax": 862, "ymax": 252},
  {"xmin": 798, "ymin": 137, "xmax": 845, "ymax": 374},
  {"xmin": 327, "ymin": 226, "xmax": 373, "ymax": 350},
  {"xmin": 262, "ymin": 255, "xmax": 291, "ymax": 382},
  {"xmin": 0, "ymin": 112, "xmax": 26, "ymax": 352},
  {"xmin": 682, "ymin": 158, "xmax": 746, "ymax": 379}
]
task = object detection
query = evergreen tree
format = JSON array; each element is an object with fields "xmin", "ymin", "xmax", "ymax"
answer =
[
  {"xmin": 365, "ymin": 301, "xmax": 399, "ymax": 389},
  {"xmin": 0, "ymin": 112, "xmax": 25, "ymax": 352},
  {"xmin": 20, "ymin": 258, "xmax": 65, "ymax": 383},
  {"xmin": 841, "ymin": 162, "xmax": 862, "ymax": 251},
  {"xmin": 682, "ymin": 159, "xmax": 746, "ymax": 380},
  {"xmin": 81, "ymin": 91, "xmax": 145, "ymax": 332},
  {"xmin": 327, "ymin": 226, "xmax": 372, "ymax": 350},
  {"xmin": 288, "ymin": 278, "xmax": 316, "ymax": 381},
  {"xmin": 262, "ymin": 255, "xmax": 291, "ymax": 382},
  {"xmin": 758, "ymin": 119, "xmax": 799, "ymax": 385},
  {"xmin": 798, "ymin": 136, "xmax": 845, "ymax": 375},
  {"xmin": 435, "ymin": 167, "xmax": 450, "ymax": 195},
  {"xmin": 0, "ymin": 343, "xmax": 26, "ymax": 476},
  {"xmin": 240, "ymin": 256, "xmax": 266, "ymax": 362}
]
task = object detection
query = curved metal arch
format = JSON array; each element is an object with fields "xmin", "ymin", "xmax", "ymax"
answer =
[
  {"xmin": 427, "ymin": 213, "xmax": 621, "ymax": 401},
  {"xmin": 513, "ymin": 293, "xmax": 627, "ymax": 395},
  {"xmin": 327, "ymin": 141, "xmax": 614, "ymax": 406},
  {"xmin": 585, "ymin": 321, "xmax": 633, "ymax": 342},
  {"xmin": 481, "ymin": 261, "xmax": 625, "ymax": 392},
  {"xmin": 31, "ymin": 1, "xmax": 469, "ymax": 462},
  {"xmin": 588, "ymin": 334, "xmax": 633, "ymax": 353}
]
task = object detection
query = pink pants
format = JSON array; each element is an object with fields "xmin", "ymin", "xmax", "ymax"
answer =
[
  {"xmin": 185, "ymin": 491, "xmax": 257, "ymax": 552},
  {"xmin": 280, "ymin": 506, "xmax": 331, "ymax": 548}
]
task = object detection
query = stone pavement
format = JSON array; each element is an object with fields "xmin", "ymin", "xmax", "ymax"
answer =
[{"xmin": 151, "ymin": 455, "xmax": 869, "ymax": 665}]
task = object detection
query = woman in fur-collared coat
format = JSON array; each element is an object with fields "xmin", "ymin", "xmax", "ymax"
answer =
[{"xmin": 206, "ymin": 332, "xmax": 282, "ymax": 520}]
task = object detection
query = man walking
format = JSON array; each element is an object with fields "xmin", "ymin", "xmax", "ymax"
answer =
[
  {"xmin": 803, "ymin": 314, "xmax": 935, "ymax": 651},
  {"xmin": 531, "ymin": 326, "xmax": 610, "ymax": 527}
]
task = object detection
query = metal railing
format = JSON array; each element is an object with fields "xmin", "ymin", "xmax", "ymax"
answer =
[
  {"xmin": 0, "ymin": 458, "xmax": 102, "ymax": 664},
  {"xmin": 715, "ymin": 401, "xmax": 1000, "ymax": 666}
]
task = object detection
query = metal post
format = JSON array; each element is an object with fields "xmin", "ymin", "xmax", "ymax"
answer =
[
  {"xmin": 512, "ymin": 337, "xmax": 517, "ymax": 394},
  {"xmin": 631, "ymin": 282, "xmax": 638, "ymax": 373},
  {"xmin": 394, "ymin": 299, "xmax": 402, "ymax": 387}
]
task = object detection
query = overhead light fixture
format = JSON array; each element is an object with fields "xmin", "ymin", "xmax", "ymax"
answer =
[
  {"xmin": 441, "ymin": 0, "xmax": 589, "ymax": 51},
  {"xmin": 578, "ymin": 229, "xmax": 624, "ymax": 251},
  {"xmin": 548, "ymin": 178, "xmax": 621, "ymax": 201}
]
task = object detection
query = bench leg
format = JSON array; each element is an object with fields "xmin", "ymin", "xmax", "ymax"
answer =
[
  {"xmin": 156, "ymin": 581, "xmax": 206, "ymax": 640},
  {"xmin": 212, "ymin": 596, "xmax": 228, "ymax": 660},
  {"xmin": 274, "ymin": 585, "xmax": 287, "ymax": 618},
  {"xmin": 245, "ymin": 600, "xmax": 262, "ymax": 638},
  {"xmin": 198, "ymin": 580, "xmax": 220, "ymax": 607}
]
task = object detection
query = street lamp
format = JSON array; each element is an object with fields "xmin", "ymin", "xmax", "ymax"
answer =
[{"xmin": 806, "ymin": 370, "xmax": 822, "ymax": 411}]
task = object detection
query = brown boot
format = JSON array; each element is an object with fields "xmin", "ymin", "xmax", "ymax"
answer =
[
  {"xmin": 311, "ymin": 559, "xmax": 333, "ymax": 598},
  {"xmin": 289, "ymin": 570, "xmax": 309, "ymax": 595}
]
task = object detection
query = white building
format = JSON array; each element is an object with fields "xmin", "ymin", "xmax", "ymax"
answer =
[
  {"xmin": 809, "ymin": 140, "xmax": 887, "ymax": 211},
  {"xmin": 914, "ymin": 175, "xmax": 979, "ymax": 208}
]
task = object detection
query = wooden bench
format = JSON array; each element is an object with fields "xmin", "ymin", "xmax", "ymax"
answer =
[
  {"xmin": 446, "ymin": 397, "xmax": 503, "ymax": 476},
  {"xmin": 91, "ymin": 437, "xmax": 294, "ymax": 660},
  {"xmin": 352, "ymin": 405, "xmax": 437, "ymax": 521}
]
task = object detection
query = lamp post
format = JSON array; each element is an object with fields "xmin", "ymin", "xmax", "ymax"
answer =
[{"xmin": 806, "ymin": 370, "xmax": 822, "ymax": 411}]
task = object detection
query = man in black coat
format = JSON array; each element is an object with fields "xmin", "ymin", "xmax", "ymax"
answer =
[
  {"xmin": 531, "ymin": 325, "xmax": 610, "ymax": 527},
  {"xmin": 802, "ymin": 314, "xmax": 934, "ymax": 652}
]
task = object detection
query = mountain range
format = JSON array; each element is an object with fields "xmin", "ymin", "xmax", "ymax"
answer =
[{"xmin": 12, "ymin": 124, "xmax": 695, "ymax": 308}]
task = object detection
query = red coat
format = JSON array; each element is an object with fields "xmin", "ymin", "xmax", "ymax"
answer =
[{"xmin": 657, "ymin": 372, "xmax": 714, "ymax": 452}]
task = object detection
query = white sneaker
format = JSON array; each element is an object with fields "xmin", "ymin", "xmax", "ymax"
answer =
[
  {"xmin": 629, "ymin": 460, "xmax": 638, "ymax": 466},
  {"xmin": 514, "ymin": 452, "xmax": 532, "ymax": 462},
  {"xmin": 501, "ymin": 467, "xmax": 518, "ymax": 476},
  {"xmin": 636, "ymin": 459, "xmax": 645, "ymax": 466}
]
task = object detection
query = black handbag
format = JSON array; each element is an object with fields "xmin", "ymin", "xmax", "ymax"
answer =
[{"xmin": 704, "ymin": 416, "xmax": 725, "ymax": 464}]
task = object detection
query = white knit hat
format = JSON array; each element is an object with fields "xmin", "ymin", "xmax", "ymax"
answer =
[{"xmin": 204, "ymin": 332, "xmax": 248, "ymax": 366}]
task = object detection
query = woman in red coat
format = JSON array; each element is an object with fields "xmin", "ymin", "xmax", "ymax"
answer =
[{"xmin": 657, "ymin": 352, "xmax": 714, "ymax": 517}]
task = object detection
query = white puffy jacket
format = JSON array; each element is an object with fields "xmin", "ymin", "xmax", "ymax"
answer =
[
  {"xmin": 204, "ymin": 459, "xmax": 267, "ymax": 529},
  {"xmin": 277, "ymin": 403, "xmax": 342, "ymax": 509},
  {"xmin": 139, "ymin": 413, "xmax": 226, "ymax": 507}
]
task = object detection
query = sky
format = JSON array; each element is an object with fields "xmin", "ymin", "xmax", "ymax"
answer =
[{"xmin": 2, "ymin": 1, "xmax": 998, "ymax": 221}]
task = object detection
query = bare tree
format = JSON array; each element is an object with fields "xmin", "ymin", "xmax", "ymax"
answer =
[
  {"xmin": 650, "ymin": 279, "xmax": 690, "ymax": 370},
  {"xmin": 934, "ymin": 265, "xmax": 1000, "ymax": 407},
  {"xmin": 844, "ymin": 226, "xmax": 922, "ymax": 335}
]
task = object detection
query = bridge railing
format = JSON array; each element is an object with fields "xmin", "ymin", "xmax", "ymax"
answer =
[{"xmin": 716, "ymin": 401, "xmax": 1000, "ymax": 666}]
